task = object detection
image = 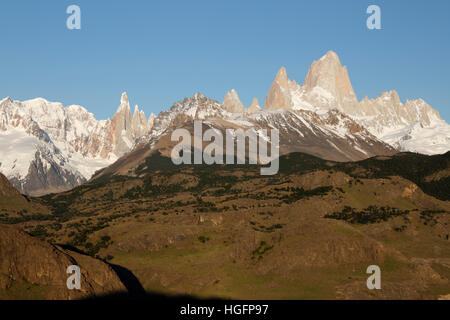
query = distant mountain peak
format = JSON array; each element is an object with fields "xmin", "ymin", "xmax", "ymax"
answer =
[
  {"xmin": 319, "ymin": 50, "xmax": 341, "ymax": 63},
  {"xmin": 223, "ymin": 89, "xmax": 244, "ymax": 113},
  {"xmin": 246, "ymin": 97, "xmax": 262, "ymax": 113},
  {"xmin": 302, "ymin": 51, "xmax": 358, "ymax": 113},
  {"xmin": 0, "ymin": 96, "xmax": 12, "ymax": 104},
  {"xmin": 120, "ymin": 91, "xmax": 129, "ymax": 105},
  {"xmin": 193, "ymin": 92, "xmax": 207, "ymax": 100},
  {"xmin": 275, "ymin": 67, "xmax": 289, "ymax": 85},
  {"xmin": 379, "ymin": 90, "xmax": 401, "ymax": 103},
  {"xmin": 264, "ymin": 67, "xmax": 292, "ymax": 110}
]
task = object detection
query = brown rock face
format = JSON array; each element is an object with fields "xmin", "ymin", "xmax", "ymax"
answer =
[
  {"xmin": 111, "ymin": 92, "xmax": 133, "ymax": 156},
  {"xmin": 264, "ymin": 67, "xmax": 293, "ymax": 110},
  {"xmin": 132, "ymin": 105, "xmax": 149, "ymax": 137},
  {"xmin": 223, "ymin": 89, "xmax": 245, "ymax": 113},
  {"xmin": 302, "ymin": 51, "xmax": 359, "ymax": 113},
  {"xmin": 246, "ymin": 97, "xmax": 262, "ymax": 113},
  {"xmin": 0, "ymin": 225, "xmax": 127, "ymax": 299},
  {"xmin": 106, "ymin": 92, "xmax": 155, "ymax": 158}
]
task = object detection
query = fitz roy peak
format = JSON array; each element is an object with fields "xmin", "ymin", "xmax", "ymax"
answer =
[
  {"xmin": 264, "ymin": 50, "xmax": 450, "ymax": 155},
  {"xmin": 0, "ymin": 93, "xmax": 153, "ymax": 195}
]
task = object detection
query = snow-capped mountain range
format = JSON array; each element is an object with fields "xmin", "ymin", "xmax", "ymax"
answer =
[
  {"xmin": 133, "ymin": 91, "xmax": 394, "ymax": 164},
  {"xmin": 259, "ymin": 51, "xmax": 450, "ymax": 155},
  {"xmin": 1, "ymin": 50, "xmax": 449, "ymax": 195},
  {"xmin": 0, "ymin": 93, "xmax": 155, "ymax": 195},
  {"xmin": 93, "ymin": 92, "xmax": 396, "ymax": 180}
]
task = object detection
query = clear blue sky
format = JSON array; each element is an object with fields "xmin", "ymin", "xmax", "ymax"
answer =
[{"xmin": 1, "ymin": 0, "xmax": 449, "ymax": 122}]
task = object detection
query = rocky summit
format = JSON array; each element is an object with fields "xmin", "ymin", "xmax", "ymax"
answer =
[
  {"xmin": 246, "ymin": 98, "xmax": 262, "ymax": 113},
  {"xmin": 264, "ymin": 67, "xmax": 293, "ymax": 111},
  {"xmin": 223, "ymin": 89, "xmax": 245, "ymax": 113}
]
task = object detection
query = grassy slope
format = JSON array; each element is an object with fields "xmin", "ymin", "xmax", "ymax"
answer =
[{"xmin": 1, "ymin": 151, "xmax": 449, "ymax": 299}]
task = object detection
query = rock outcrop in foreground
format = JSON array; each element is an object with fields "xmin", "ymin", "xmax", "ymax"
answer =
[{"xmin": 0, "ymin": 224, "xmax": 127, "ymax": 299}]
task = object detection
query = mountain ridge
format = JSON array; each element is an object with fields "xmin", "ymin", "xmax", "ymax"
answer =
[
  {"xmin": 261, "ymin": 51, "xmax": 450, "ymax": 155},
  {"xmin": 1, "ymin": 50, "xmax": 449, "ymax": 195},
  {"xmin": 0, "ymin": 93, "xmax": 154, "ymax": 195},
  {"xmin": 91, "ymin": 93, "xmax": 396, "ymax": 181}
]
